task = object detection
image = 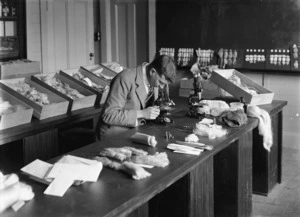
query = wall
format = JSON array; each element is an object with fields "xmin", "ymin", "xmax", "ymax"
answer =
[
  {"xmin": 243, "ymin": 71, "xmax": 300, "ymax": 150},
  {"xmin": 26, "ymin": 0, "xmax": 42, "ymax": 66},
  {"xmin": 156, "ymin": 0, "xmax": 300, "ymax": 49},
  {"xmin": 157, "ymin": 0, "xmax": 300, "ymax": 150}
]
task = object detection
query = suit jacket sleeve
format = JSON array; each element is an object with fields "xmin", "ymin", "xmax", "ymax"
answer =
[{"xmin": 101, "ymin": 70, "xmax": 139, "ymax": 127}]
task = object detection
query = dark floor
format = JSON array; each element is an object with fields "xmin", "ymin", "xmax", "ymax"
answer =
[{"xmin": 252, "ymin": 147, "xmax": 300, "ymax": 217}]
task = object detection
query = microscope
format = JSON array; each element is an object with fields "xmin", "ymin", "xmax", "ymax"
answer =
[
  {"xmin": 154, "ymin": 85, "xmax": 175, "ymax": 125},
  {"xmin": 187, "ymin": 75, "xmax": 206, "ymax": 118}
]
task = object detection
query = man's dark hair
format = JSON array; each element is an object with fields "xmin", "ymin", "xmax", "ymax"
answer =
[{"xmin": 148, "ymin": 55, "xmax": 176, "ymax": 83}]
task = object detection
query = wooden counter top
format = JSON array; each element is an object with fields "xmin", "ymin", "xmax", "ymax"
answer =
[
  {"xmin": 3, "ymin": 106, "xmax": 259, "ymax": 217},
  {"xmin": 1, "ymin": 99, "xmax": 288, "ymax": 217}
]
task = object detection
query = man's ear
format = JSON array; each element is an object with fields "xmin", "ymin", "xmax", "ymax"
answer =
[{"xmin": 150, "ymin": 68, "xmax": 157, "ymax": 76}]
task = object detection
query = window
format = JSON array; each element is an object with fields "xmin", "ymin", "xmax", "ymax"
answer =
[{"xmin": 0, "ymin": 0, "xmax": 26, "ymax": 61}]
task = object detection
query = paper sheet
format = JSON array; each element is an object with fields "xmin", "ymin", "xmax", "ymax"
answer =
[
  {"xmin": 21, "ymin": 159, "xmax": 52, "ymax": 181},
  {"xmin": 59, "ymin": 155, "xmax": 102, "ymax": 166},
  {"xmin": 21, "ymin": 156, "xmax": 103, "ymax": 197},
  {"xmin": 44, "ymin": 169, "xmax": 78, "ymax": 197},
  {"xmin": 46, "ymin": 163, "xmax": 102, "ymax": 182},
  {"xmin": 167, "ymin": 143, "xmax": 203, "ymax": 156}
]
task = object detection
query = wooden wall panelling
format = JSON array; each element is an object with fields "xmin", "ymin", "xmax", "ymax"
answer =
[
  {"xmin": 26, "ymin": 0, "xmax": 42, "ymax": 63},
  {"xmin": 0, "ymin": 140, "xmax": 23, "ymax": 174},
  {"xmin": 40, "ymin": 0, "xmax": 94, "ymax": 74},
  {"xmin": 23, "ymin": 129, "xmax": 59, "ymax": 164}
]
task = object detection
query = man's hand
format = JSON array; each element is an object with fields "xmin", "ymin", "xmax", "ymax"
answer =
[{"xmin": 137, "ymin": 106, "xmax": 160, "ymax": 120}]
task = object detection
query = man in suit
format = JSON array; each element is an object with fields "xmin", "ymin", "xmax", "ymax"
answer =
[{"xmin": 97, "ymin": 55, "xmax": 176, "ymax": 140}]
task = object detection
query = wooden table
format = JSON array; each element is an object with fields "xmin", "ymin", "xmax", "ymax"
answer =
[
  {"xmin": 3, "ymin": 106, "xmax": 259, "ymax": 217},
  {"xmin": 1, "ymin": 100, "xmax": 287, "ymax": 217}
]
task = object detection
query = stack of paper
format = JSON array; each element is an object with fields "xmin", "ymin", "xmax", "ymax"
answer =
[
  {"xmin": 167, "ymin": 143, "xmax": 204, "ymax": 156},
  {"xmin": 21, "ymin": 155, "xmax": 103, "ymax": 197}
]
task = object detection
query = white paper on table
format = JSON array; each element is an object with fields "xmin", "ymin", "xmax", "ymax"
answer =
[
  {"xmin": 134, "ymin": 163, "xmax": 154, "ymax": 168},
  {"xmin": 173, "ymin": 150, "xmax": 201, "ymax": 156},
  {"xmin": 44, "ymin": 169, "xmax": 78, "ymax": 197},
  {"xmin": 21, "ymin": 159, "xmax": 52, "ymax": 181},
  {"xmin": 58, "ymin": 155, "xmax": 102, "ymax": 166},
  {"xmin": 46, "ymin": 163, "xmax": 102, "ymax": 182},
  {"xmin": 167, "ymin": 143, "xmax": 203, "ymax": 155}
]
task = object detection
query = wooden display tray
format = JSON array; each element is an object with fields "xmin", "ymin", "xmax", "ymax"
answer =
[
  {"xmin": 210, "ymin": 69, "xmax": 274, "ymax": 105},
  {"xmin": 80, "ymin": 63, "xmax": 118, "ymax": 83},
  {"xmin": 0, "ymin": 78, "xmax": 69, "ymax": 120},
  {"xmin": 0, "ymin": 87, "xmax": 33, "ymax": 130},
  {"xmin": 100, "ymin": 62, "xmax": 125, "ymax": 74},
  {"xmin": 179, "ymin": 88, "xmax": 192, "ymax": 97},
  {"xmin": 32, "ymin": 73, "xmax": 97, "ymax": 113},
  {"xmin": 0, "ymin": 60, "xmax": 40, "ymax": 79},
  {"xmin": 59, "ymin": 68, "xmax": 109, "ymax": 105},
  {"xmin": 180, "ymin": 78, "xmax": 193, "ymax": 89}
]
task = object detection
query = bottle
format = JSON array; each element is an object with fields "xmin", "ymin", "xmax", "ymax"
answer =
[
  {"xmin": 188, "ymin": 89, "xmax": 196, "ymax": 105},
  {"xmin": 240, "ymin": 97, "xmax": 247, "ymax": 114},
  {"xmin": 193, "ymin": 75, "xmax": 203, "ymax": 101}
]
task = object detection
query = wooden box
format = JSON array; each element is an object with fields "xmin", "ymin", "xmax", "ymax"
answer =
[
  {"xmin": 100, "ymin": 62, "xmax": 124, "ymax": 73},
  {"xmin": 0, "ymin": 60, "xmax": 40, "ymax": 79},
  {"xmin": 210, "ymin": 69, "xmax": 274, "ymax": 105},
  {"xmin": 32, "ymin": 73, "xmax": 97, "ymax": 112},
  {"xmin": 179, "ymin": 88, "xmax": 192, "ymax": 97},
  {"xmin": 179, "ymin": 78, "xmax": 228, "ymax": 99},
  {"xmin": 0, "ymin": 87, "xmax": 33, "ymax": 130},
  {"xmin": 180, "ymin": 78, "xmax": 193, "ymax": 89},
  {"xmin": 59, "ymin": 68, "xmax": 109, "ymax": 105},
  {"xmin": 201, "ymin": 79, "xmax": 228, "ymax": 99},
  {"xmin": 80, "ymin": 63, "xmax": 119, "ymax": 84},
  {"xmin": 0, "ymin": 78, "xmax": 69, "ymax": 120}
]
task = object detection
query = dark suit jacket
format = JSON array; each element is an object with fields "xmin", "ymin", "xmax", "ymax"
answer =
[{"xmin": 97, "ymin": 64, "xmax": 155, "ymax": 139}]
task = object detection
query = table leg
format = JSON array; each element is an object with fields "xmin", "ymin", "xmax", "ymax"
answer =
[
  {"xmin": 214, "ymin": 130, "xmax": 253, "ymax": 217},
  {"xmin": 149, "ymin": 156, "xmax": 214, "ymax": 217},
  {"xmin": 252, "ymin": 111, "xmax": 282, "ymax": 195}
]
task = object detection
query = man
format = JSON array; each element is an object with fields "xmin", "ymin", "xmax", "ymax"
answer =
[{"xmin": 97, "ymin": 55, "xmax": 176, "ymax": 140}]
